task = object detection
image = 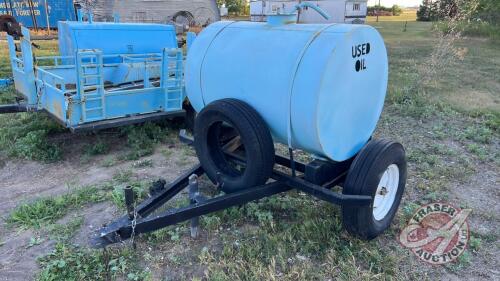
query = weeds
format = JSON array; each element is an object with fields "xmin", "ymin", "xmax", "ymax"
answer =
[
  {"xmin": 460, "ymin": 21, "xmax": 500, "ymax": 41},
  {"xmin": 14, "ymin": 130, "xmax": 62, "ymax": 161},
  {"xmin": 463, "ymin": 125, "xmax": 493, "ymax": 144},
  {"xmin": 101, "ymin": 156, "xmax": 117, "ymax": 167},
  {"xmin": 37, "ymin": 244, "xmax": 150, "ymax": 281},
  {"xmin": 401, "ymin": 202, "xmax": 421, "ymax": 221},
  {"xmin": 468, "ymin": 235, "xmax": 482, "ymax": 253},
  {"xmin": 0, "ymin": 86, "xmax": 19, "ymax": 104},
  {"xmin": 83, "ymin": 139, "xmax": 110, "ymax": 156},
  {"xmin": 9, "ymin": 185, "xmax": 108, "ymax": 228},
  {"xmin": 112, "ymin": 169, "xmax": 134, "ymax": 183},
  {"xmin": 27, "ymin": 236, "xmax": 45, "ymax": 249},
  {"xmin": 110, "ymin": 181, "xmax": 149, "ymax": 209},
  {"xmin": 0, "ymin": 113, "xmax": 65, "ymax": 162},
  {"xmin": 466, "ymin": 143, "xmax": 489, "ymax": 160},
  {"xmin": 47, "ymin": 216, "xmax": 84, "ymax": 242},
  {"xmin": 198, "ymin": 195, "xmax": 408, "ymax": 280},
  {"xmin": 120, "ymin": 122, "xmax": 170, "ymax": 160},
  {"xmin": 482, "ymin": 112, "xmax": 499, "ymax": 132},
  {"xmin": 160, "ymin": 147, "xmax": 173, "ymax": 158}
]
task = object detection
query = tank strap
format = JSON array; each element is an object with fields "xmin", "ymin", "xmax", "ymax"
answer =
[{"xmin": 286, "ymin": 24, "xmax": 336, "ymax": 149}]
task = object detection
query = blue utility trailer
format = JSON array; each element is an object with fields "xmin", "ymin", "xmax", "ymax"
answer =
[{"xmin": 1, "ymin": 20, "xmax": 188, "ymax": 132}]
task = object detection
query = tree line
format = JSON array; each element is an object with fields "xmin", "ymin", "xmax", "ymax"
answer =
[
  {"xmin": 367, "ymin": 5, "xmax": 403, "ymax": 16},
  {"xmin": 417, "ymin": 0, "xmax": 499, "ymax": 24},
  {"xmin": 217, "ymin": 0, "xmax": 248, "ymax": 15}
]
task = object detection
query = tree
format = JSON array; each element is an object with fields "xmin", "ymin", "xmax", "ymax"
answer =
[
  {"xmin": 418, "ymin": 0, "xmax": 488, "ymax": 22},
  {"xmin": 392, "ymin": 5, "xmax": 402, "ymax": 16},
  {"xmin": 417, "ymin": 0, "xmax": 438, "ymax": 21},
  {"xmin": 474, "ymin": 0, "xmax": 500, "ymax": 24},
  {"xmin": 437, "ymin": 0, "xmax": 459, "ymax": 19},
  {"xmin": 217, "ymin": 0, "xmax": 248, "ymax": 15}
]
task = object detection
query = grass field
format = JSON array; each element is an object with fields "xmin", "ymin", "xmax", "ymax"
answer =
[
  {"xmin": 0, "ymin": 20, "xmax": 498, "ymax": 281},
  {"xmin": 367, "ymin": 9, "xmax": 418, "ymax": 22}
]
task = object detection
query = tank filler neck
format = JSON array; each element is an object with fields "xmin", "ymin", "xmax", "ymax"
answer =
[{"xmin": 266, "ymin": 2, "xmax": 331, "ymax": 26}]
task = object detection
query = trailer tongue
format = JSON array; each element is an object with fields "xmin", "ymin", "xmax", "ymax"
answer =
[{"xmin": 92, "ymin": 131, "xmax": 372, "ymax": 248}]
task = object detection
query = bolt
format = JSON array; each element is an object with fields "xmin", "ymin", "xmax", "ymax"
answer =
[{"xmin": 379, "ymin": 187, "xmax": 388, "ymax": 196}]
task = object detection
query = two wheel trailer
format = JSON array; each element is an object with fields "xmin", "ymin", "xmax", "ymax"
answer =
[
  {"xmin": 93, "ymin": 4, "xmax": 407, "ymax": 245},
  {"xmin": 93, "ymin": 113, "xmax": 406, "ymax": 247},
  {"xmin": 0, "ymin": 4, "xmax": 407, "ymax": 244}
]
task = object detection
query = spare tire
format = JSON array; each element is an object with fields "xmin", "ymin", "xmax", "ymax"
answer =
[{"xmin": 194, "ymin": 99, "xmax": 275, "ymax": 193}]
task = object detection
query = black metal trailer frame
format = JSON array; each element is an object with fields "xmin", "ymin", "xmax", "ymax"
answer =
[{"xmin": 92, "ymin": 131, "xmax": 373, "ymax": 248}]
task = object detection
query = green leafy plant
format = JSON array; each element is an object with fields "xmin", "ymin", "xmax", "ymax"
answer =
[
  {"xmin": 37, "ymin": 244, "xmax": 150, "ymax": 281},
  {"xmin": 0, "ymin": 113, "xmax": 64, "ymax": 162},
  {"xmin": 9, "ymin": 186, "xmax": 108, "ymax": 228}
]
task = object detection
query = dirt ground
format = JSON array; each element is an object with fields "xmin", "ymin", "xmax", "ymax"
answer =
[
  {"xmin": 0, "ymin": 138, "xmax": 200, "ymax": 280},
  {"xmin": 0, "ymin": 107, "xmax": 498, "ymax": 280}
]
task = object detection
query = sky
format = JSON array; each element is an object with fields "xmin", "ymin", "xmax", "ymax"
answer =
[{"xmin": 367, "ymin": 0, "xmax": 422, "ymax": 7}]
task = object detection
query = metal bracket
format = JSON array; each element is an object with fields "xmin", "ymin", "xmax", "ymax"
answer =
[{"xmin": 0, "ymin": 103, "xmax": 36, "ymax": 114}]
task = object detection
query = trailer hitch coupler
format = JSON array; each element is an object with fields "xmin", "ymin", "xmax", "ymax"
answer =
[{"xmin": 124, "ymin": 186, "xmax": 135, "ymax": 220}]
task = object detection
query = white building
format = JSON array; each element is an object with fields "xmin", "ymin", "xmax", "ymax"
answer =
[
  {"xmin": 250, "ymin": 0, "xmax": 368, "ymax": 24},
  {"xmin": 88, "ymin": 0, "xmax": 220, "ymax": 26}
]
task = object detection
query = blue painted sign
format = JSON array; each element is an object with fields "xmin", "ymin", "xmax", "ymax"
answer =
[{"xmin": 0, "ymin": 0, "xmax": 76, "ymax": 28}]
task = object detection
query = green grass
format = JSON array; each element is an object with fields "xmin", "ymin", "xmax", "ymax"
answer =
[
  {"xmin": 0, "ymin": 86, "xmax": 20, "ymax": 104},
  {"xmin": 109, "ymin": 180, "xmax": 150, "ymax": 209},
  {"xmin": 188, "ymin": 20, "xmax": 486, "ymax": 279},
  {"xmin": 377, "ymin": 20, "xmax": 499, "ymax": 116},
  {"xmin": 0, "ymin": 40, "xmax": 59, "ymax": 78},
  {"xmin": 47, "ymin": 216, "xmax": 84, "ymax": 242},
  {"xmin": 119, "ymin": 122, "xmax": 174, "ymax": 160},
  {"xmin": 0, "ymin": 43, "xmax": 63, "ymax": 162},
  {"xmin": 367, "ymin": 10, "xmax": 417, "ymax": 22},
  {"xmin": 192, "ymin": 194, "xmax": 411, "ymax": 280},
  {"xmin": 2, "ymin": 22, "xmax": 499, "ymax": 280},
  {"xmin": 37, "ymin": 244, "xmax": 150, "ymax": 281},
  {"xmin": 0, "ymin": 112, "xmax": 65, "ymax": 161},
  {"xmin": 83, "ymin": 138, "xmax": 110, "ymax": 156},
  {"xmin": 462, "ymin": 22, "xmax": 500, "ymax": 41},
  {"xmin": 8, "ymin": 184, "xmax": 111, "ymax": 228},
  {"xmin": 136, "ymin": 191, "xmax": 415, "ymax": 280}
]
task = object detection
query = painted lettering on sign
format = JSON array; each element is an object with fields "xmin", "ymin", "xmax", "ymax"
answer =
[
  {"xmin": 352, "ymin": 43, "xmax": 370, "ymax": 72},
  {"xmin": 0, "ymin": 1, "xmax": 42, "ymax": 17}
]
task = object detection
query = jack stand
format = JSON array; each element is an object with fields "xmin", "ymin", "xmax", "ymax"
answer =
[
  {"xmin": 124, "ymin": 186, "xmax": 135, "ymax": 220},
  {"xmin": 189, "ymin": 175, "xmax": 200, "ymax": 239}
]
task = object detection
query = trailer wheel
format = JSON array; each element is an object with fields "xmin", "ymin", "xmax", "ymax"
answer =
[
  {"xmin": 194, "ymin": 99, "xmax": 275, "ymax": 193},
  {"xmin": 342, "ymin": 139, "xmax": 407, "ymax": 240}
]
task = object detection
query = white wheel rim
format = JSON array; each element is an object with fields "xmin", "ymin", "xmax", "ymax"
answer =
[{"xmin": 373, "ymin": 164, "xmax": 399, "ymax": 221}]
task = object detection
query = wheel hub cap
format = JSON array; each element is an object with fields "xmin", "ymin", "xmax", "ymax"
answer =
[{"xmin": 373, "ymin": 164, "xmax": 399, "ymax": 221}]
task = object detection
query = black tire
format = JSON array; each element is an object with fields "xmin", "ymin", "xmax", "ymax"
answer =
[
  {"xmin": 194, "ymin": 99, "xmax": 275, "ymax": 193},
  {"xmin": 342, "ymin": 139, "xmax": 407, "ymax": 240}
]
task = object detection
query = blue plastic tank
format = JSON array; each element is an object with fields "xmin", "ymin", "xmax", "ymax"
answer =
[{"xmin": 186, "ymin": 14, "xmax": 388, "ymax": 162}]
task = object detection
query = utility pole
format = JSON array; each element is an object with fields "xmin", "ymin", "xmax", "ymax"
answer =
[
  {"xmin": 44, "ymin": 0, "xmax": 50, "ymax": 35},
  {"xmin": 376, "ymin": 0, "xmax": 381, "ymax": 22}
]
